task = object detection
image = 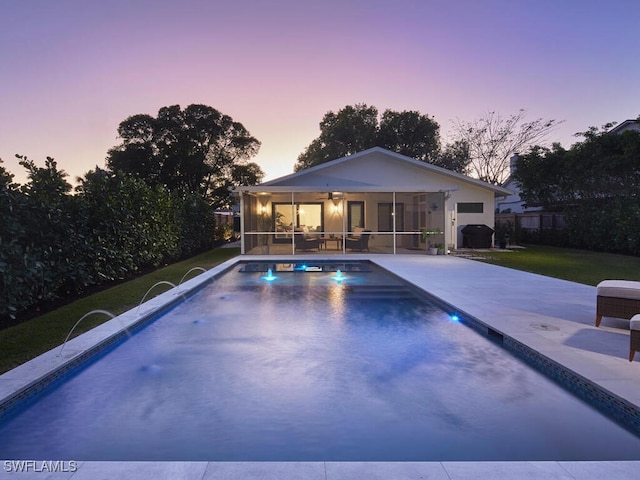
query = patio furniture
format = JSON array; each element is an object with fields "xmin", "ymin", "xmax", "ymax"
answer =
[
  {"xmin": 630, "ymin": 315, "xmax": 640, "ymax": 361},
  {"xmin": 595, "ymin": 280, "xmax": 640, "ymax": 327},
  {"xmin": 294, "ymin": 233, "xmax": 321, "ymax": 251},
  {"xmin": 345, "ymin": 230, "xmax": 371, "ymax": 251},
  {"xmin": 319, "ymin": 236, "xmax": 342, "ymax": 250}
]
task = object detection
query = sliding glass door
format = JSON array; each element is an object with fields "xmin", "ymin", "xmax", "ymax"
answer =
[{"xmin": 272, "ymin": 202, "xmax": 324, "ymax": 243}]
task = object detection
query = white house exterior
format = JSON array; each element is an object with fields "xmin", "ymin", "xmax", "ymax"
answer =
[
  {"xmin": 232, "ymin": 147, "xmax": 512, "ymax": 255},
  {"xmin": 609, "ymin": 119, "xmax": 640, "ymax": 134}
]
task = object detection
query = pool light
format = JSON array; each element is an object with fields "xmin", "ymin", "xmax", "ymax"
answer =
[
  {"xmin": 262, "ymin": 268, "xmax": 277, "ymax": 281},
  {"xmin": 332, "ymin": 269, "xmax": 346, "ymax": 283},
  {"xmin": 450, "ymin": 314, "xmax": 460, "ymax": 322}
]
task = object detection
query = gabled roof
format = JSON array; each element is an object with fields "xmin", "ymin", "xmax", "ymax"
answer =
[
  {"xmin": 609, "ymin": 119, "xmax": 640, "ymax": 135},
  {"xmin": 237, "ymin": 147, "xmax": 512, "ymax": 196}
]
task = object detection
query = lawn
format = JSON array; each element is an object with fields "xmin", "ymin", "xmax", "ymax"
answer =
[{"xmin": 467, "ymin": 244, "xmax": 640, "ymax": 286}]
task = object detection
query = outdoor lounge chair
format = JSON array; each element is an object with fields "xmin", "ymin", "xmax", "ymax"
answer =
[
  {"xmin": 595, "ymin": 280, "xmax": 640, "ymax": 327},
  {"xmin": 294, "ymin": 233, "xmax": 321, "ymax": 251},
  {"xmin": 630, "ymin": 315, "xmax": 640, "ymax": 362},
  {"xmin": 345, "ymin": 230, "xmax": 371, "ymax": 251}
]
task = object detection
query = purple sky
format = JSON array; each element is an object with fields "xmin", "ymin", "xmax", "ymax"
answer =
[{"xmin": 2, "ymin": 0, "xmax": 639, "ymax": 185}]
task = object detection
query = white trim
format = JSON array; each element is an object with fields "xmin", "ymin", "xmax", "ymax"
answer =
[{"xmin": 233, "ymin": 185, "xmax": 461, "ymax": 193}]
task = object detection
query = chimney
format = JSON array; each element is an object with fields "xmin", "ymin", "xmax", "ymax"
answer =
[{"xmin": 510, "ymin": 154, "xmax": 519, "ymax": 175}]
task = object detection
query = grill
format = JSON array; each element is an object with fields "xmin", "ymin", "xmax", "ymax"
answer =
[{"xmin": 461, "ymin": 224, "xmax": 494, "ymax": 248}]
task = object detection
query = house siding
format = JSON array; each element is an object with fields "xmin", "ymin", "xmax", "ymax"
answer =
[{"xmin": 236, "ymin": 148, "xmax": 510, "ymax": 253}]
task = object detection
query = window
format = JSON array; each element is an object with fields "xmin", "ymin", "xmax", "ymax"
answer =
[
  {"xmin": 378, "ymin": 203, "xmax": 404, "ymax": 232},
  {"xmin": 457, "ymin": 202, "xmax": 484, "ymax": 213}
]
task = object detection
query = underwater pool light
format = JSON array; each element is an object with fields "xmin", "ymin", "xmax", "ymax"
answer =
[
  {"xmin": 450, "ymin": 314, "xmax": 460, "ymax": 322},
  {"xmin": 262, "ymin": 268, "xmax": 277, "ymax": 281},
  {"xmin": 332, "ymin": 269, "xmax": 346, "ymax": 283}
]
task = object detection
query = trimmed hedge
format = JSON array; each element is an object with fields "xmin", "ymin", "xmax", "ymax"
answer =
[
  {"xmin": 564, "ymin": 198, "xmax": 640, "ymax": 255},
  {"xmin": 0, "ymin": 169, "xmax": 217, "ymax": 322}
]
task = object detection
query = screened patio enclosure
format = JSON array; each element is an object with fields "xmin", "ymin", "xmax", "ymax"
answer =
[
  {"xmin": 236, "ymin": 187, "xmax": 453, "ymax": 255},
  {"xmin": 232, "ymin": 148, "xmax": 511, "ymax": 255}
]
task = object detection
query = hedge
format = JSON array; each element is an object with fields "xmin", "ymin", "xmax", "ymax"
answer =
[{"xmin": 0, "ymin": 170, "xmax": 217, "ymax": 322}]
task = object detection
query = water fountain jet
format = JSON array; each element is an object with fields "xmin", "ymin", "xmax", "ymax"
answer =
[
  {"xmin": 135, "ymin": 281, "xmax": 177, "ymax": 316},
  {"xmin": 58, "ymin": 310, "xmax": 117, "ymax": 358},
  {"xmin": 177, "ymin": 267, "xmax": 207, "ymax": 293}
]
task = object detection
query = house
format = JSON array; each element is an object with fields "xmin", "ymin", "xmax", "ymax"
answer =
[
  {"xmin": 232, "ymin": 147, "xmax": 512, "ymax": 254},
  {"xmin": 609, "ymin": 119, "xmax": 640, "ymax": 135}
]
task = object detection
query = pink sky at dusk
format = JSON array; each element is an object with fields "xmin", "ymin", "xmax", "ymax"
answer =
[{"xmin": 1, "ymin": 0, "xmax": 639, "ymax": 186}]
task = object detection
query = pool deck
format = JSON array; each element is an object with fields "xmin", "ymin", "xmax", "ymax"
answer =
[{"xmin": 2, "ymin": 253, "xmax": 640, "ymax": 479}]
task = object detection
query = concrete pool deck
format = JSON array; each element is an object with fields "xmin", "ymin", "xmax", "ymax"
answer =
[{"xmin": 1, "ymin": 253, "xmax": 640, "ymax": 479}]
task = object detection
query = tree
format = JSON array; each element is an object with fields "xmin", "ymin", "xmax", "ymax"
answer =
[
  {"xmin": 515, "ymin": 122, "xmax": 640, "ymax": 209},
  {"xmin": 207, "ymin": 162, "xmax": 266, "ymax": 210},
  {"xmin": 451, "ymin": 110, "xmax": 562, "ymax": 185},
  {"xmin": 0, "ymin": 158, "xmax": 16, "ymax": 190},
  {"xmin": 378, "ymin": 109, "xmax": 440, "ymax": 162},
  {"xmin": 16, "ymin": 154, "xmax": 72, "ymax": 202},
  {"xmin": 295, "ymin": 104, "xmax": 379, "ymax": 171},
  {"xmin": 513, "ymin": 120, "xmax": 640, "ymax": 253},
  {"xmin": 431, "ymin": 139, "xmax": 471, "ymax": 174},
  {"xmin": 107, "ymin": 114, "xmax": 160, "ymax": 182},
  {"xmin": 294, "ymin": 104, "xmax": 443, "ymax": 171},
  {"xmin": 511, "ymin": 143, "xmax": 570, "ymax": 210},
  {"xmin": 106, "ymin": 104, "xmax": 262, "ymax": 206}
]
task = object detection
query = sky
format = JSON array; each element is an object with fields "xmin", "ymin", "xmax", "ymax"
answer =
[{"xmin": 1, "ymin": 0, "xmax": 639, "ymax": 186}]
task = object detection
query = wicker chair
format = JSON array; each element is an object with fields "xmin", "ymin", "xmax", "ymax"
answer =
[
  {"xmin": 630, "ymin": 315, "xmax": 640, "ymax": 362},
  {"xmin": 294, "ymin": 233, "xmax": 321, "ymax": 251},
  {"xmin": 345, "ymin": 230, "xmax": 371, "ymax": 251}
]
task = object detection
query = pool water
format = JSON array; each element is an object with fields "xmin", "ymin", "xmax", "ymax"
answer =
[{"xmin": 1, "ymin": 261, "xmax": 640, "ymax": 461}]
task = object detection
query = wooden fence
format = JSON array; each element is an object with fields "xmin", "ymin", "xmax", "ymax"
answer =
[{"xmin": 495, "ymin": 212, "xmax": 568, "ymax": 246}]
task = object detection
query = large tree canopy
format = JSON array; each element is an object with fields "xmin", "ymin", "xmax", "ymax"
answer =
[
  {"xmin": 295, "ymin": 104, "xmax": 379, "ymax": 171},
  {"xmin": 514, "ymin": 122, "xmax": 640, "ymax": 210},
  {"xmin": 106, "ymin": 104, "xmax": 263, "ymax": 208},
  {"xmin": 513, "ymin": 120, "xmax": 640, "ymax": 254},
  {"xmin": 429, "ymin": 139, "xmax": 471, "ymax": 175},
  {"xmin": 294, "ymin": 104, "xmax": 445, "ymax": 171},
  {"xmin": 377, "ymin": 109, "xmax": 440, "ymax": 162},
  {"xmin": 452, "ymin": 110, "xmax": 562, "ymax": 185}
]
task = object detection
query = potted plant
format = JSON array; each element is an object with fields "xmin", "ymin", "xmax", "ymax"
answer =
[
  {"xmin": 421, "ymin": 228, "xmax": 442, "ymax": 255},
  {"xmin": 494, "ymin": 221, "xmax": 512, "ymax": 249}
]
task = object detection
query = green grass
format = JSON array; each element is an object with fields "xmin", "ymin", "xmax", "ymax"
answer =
[
  {"xmin": 0, "ymin": 247, "xmax": 240, "ymax": 374},
  {"xmin": 468, "ymin": 244, "xmax": 640, "ymax": 286}
]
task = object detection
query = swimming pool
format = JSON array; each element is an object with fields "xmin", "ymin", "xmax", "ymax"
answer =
[{"xmin": 1, "ymin": 260, "xmax": 640, "ymax": 461}]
